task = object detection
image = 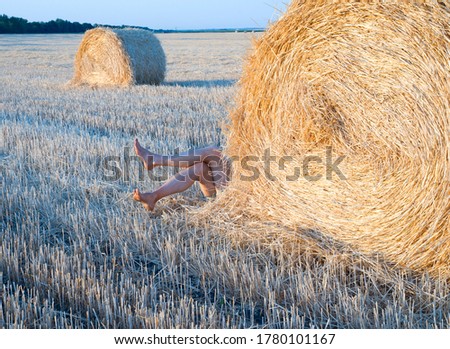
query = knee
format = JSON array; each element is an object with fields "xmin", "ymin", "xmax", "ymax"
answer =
[
  {"xmin": 191, "ymin": 162, "xmax": 208, "ymax": 181},
  {"xmin": 208, "ymin": 146, "xmax": 221, "ymax": 157},
  {"xmin": 202, "ymin": 146, "xmax": 222, "ymax": 165}
]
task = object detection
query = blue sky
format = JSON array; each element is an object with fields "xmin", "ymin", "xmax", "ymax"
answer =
[{"xmin": 1, "ymin": 0, "xmax": 288, "ymax": 30}]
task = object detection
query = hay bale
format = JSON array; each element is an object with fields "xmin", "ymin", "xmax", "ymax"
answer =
[
  {"xmin": 72, "ymin": 27, "xmax": 166, "ymax": 87},
  {"xmin": 223, "ymin": 0, "xmax": 450, "ymax": 277}
]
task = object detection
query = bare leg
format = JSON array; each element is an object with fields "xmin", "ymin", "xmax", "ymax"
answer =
[
  {"xmin": 134, "ymin": 138, "xmax": 223, "ymax": 170},
  {"xmin": 133, "ymin": 162, "xmax": 216, "ymax": 211}
]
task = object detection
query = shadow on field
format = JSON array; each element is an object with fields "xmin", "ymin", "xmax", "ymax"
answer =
[{"xmin": 165, "ymin": 79, "xmax": 237, "ymax": 88}]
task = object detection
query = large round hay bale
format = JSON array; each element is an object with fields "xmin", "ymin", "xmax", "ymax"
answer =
[
  {"xmin": 224, "ymin": 0, "xmax": 450, "ymax": 277},
  {"xmin": 72, "ymin": 27, "xmax": 166, "ymax": 87}
]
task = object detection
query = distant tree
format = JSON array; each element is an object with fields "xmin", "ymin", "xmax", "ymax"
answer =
[
  {"xmin": 0, "ymin": 14, "xmax": 96, "ymax": 33},
  {"xmin": 0, "ymin": 14, "xmax": 163, "ymax": 34}
]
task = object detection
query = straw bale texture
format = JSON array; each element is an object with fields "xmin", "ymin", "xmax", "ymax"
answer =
[
  {"xmin": 219, "ymin": 0, "xmax": 450, "ymax": 277},
  {"xmin": 72, "ymin": 27, "xmax": 166, "ymax": 87}
]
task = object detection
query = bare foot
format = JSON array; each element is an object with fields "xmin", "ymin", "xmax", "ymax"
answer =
[
  {"xmin": 134, "ymin": 138, "xmax": 160, "ymax": 171},
  {"xmin": 133, "ymin": 189, "xmax": 158, "ymax": 211}
]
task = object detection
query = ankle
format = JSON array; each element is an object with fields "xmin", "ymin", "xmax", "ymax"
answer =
[{"xmin": 152, "ymin": 191, "xmax": 162, "ymax": 203}]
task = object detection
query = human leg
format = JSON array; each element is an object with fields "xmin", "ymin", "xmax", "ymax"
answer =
[
  {"xmin": 133, "ymin": 162, "xmax": 216, "ymax": 211},
  {"xmin": 134, "ymin": 138, "xmax": 223, "ymax": 170}
]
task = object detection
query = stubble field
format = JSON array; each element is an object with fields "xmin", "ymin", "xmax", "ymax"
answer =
[{"xmin": 1, "ymin": 33, "xmax": 449, "ymax": 329}]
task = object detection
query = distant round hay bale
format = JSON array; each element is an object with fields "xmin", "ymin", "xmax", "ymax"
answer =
[
  {"xmin": 72, "ymin": 27, "xmax": 166, "ymax": 87},
  {"xmin": 222, "ymin": 1, "xmax": 450, "ymax": 276}
]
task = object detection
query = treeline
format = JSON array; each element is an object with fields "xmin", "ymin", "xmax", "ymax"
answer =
[
  {"xmin": 0, "ymin": 15, "xmax": 95, "ymax": 33},
  {"xmin": 0, "ymin": 14, "xmax": 265, "ymax": 34}
]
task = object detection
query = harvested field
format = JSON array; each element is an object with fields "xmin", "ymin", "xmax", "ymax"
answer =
[{"xmin": 1, "ymin": 31, "xmax": 449, "ymax": 329}]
